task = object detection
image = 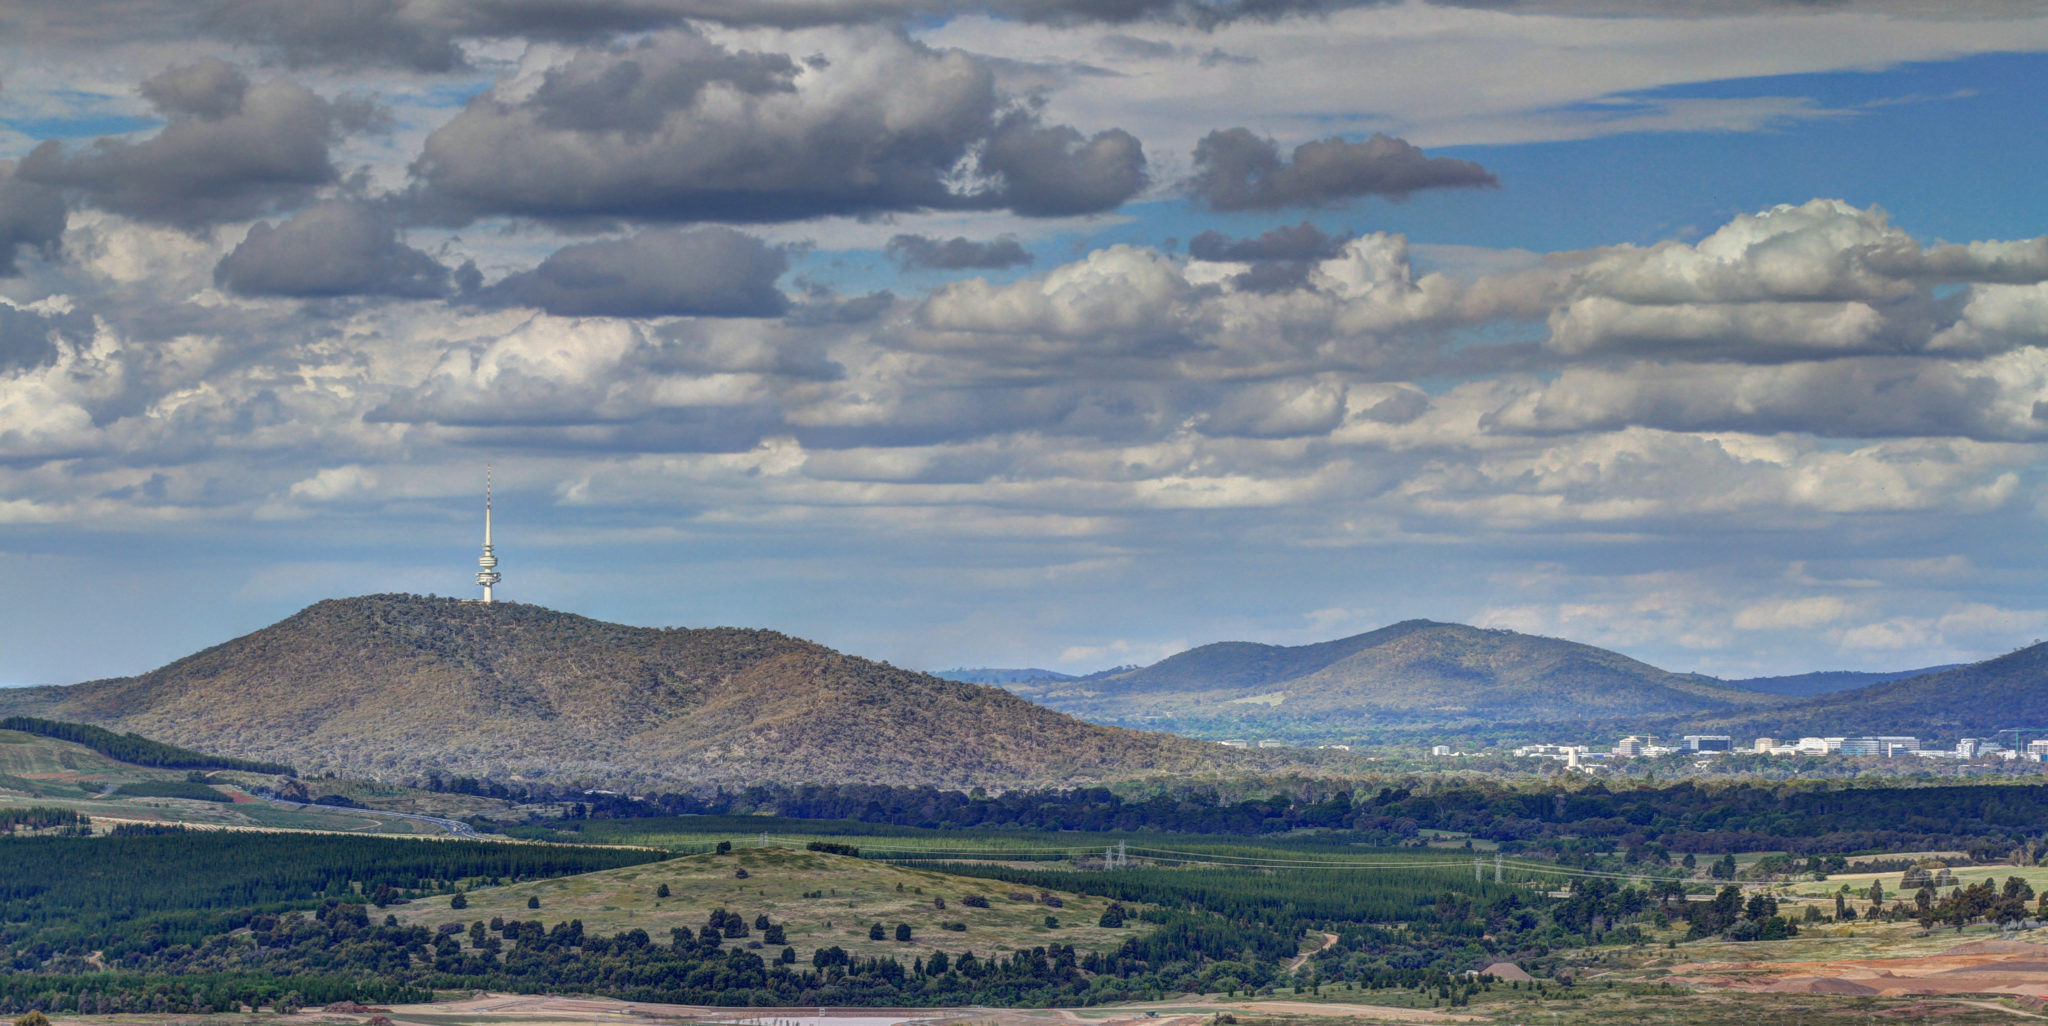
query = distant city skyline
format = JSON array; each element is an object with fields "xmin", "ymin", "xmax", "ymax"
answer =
[{"xmin": 6, "ymin": 6, "xmax": 2048, "ymax": 684}]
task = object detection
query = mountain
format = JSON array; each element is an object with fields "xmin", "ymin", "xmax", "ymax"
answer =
[
  {"xmin": 999, "ymin": 620, "xmax": 1782, "ymax": 739},
  {"xmin": 1720, "ymin": 665, "xmax": 1963, "ymax": 698},
  {"xmin": 932, "ymin": 668, "xmax": 1079, "ymax": 685},
  {"xmin": 0, "ymin": 595, "xmax": 1230, "ymax": 788},
  {"xmin": 1712, "ymin": 644, "xmax": 2048, "ymax": 738}
]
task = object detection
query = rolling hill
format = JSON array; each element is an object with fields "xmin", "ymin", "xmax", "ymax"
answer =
[
  {"xmin": 392, "ymin": 846, "xmax": 1147, "ymax": 964},
  {"xmin": 1719, "ymin": 665, "xmax": 1962, "ymax": 698},
  {"xmin": 1000, "ymin": 619, "xmax": 1784, "ymax": 738},
  {"xmin": 1710, "ymin": 643, "xmax": 2048, "ymax": 738},
  {"xmin": 0, "ymin": 595, "xmax": 1230, "ymax": 788}
]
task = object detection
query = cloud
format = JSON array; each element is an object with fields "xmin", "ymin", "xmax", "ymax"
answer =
[
  {"xmin": 18, "ymin": 60, "xmax": 377, "ymax": 229},
  {"xmin": 0, "ymin": 163, "xmax": 68, "ymax": 277},
  {"xmin": 0, "ymin": 304, "xmax": 87, "ymax": 372},
  {"xmin": 409, "ymin": 29, "xmax": 1146, "ymax": 226},
  {"xmin": 1479, "ymin": 355, "xmax": 2048, "ymax": 442},
  {"xmin": 468, "ymin": 227, "xmax": 788, "ymax": 318},
  {"xmin": 214, "ymin": 201, "xmax": 452, "ymax": 299},
  {"xmin": 198, "ymin": 0, "xmax": 1377, "ymax": 70},
  {"xmin": 1198, "ymin": 376, "xmax": 1347, "ymax": 438},
  {"xmin": 886, "ymin": 233, "xmax": 1034, "ymax": 270},
  {"xmin": 1188, "ymin": 221, "xmax": 1353, "ymax": 293},
  {"xmin": 977, "ymin": 110, "xmax": 1148, "ymax": 217},
  {"xmin": 1522, "ymin": 200, "xmax": 2048, "ymax": 361},
  {"xmin": 1188, "ymin": 222, "xmax": 1350, "ymax": 262},
  {"xmin": 1732, "ymin": 595, "xmax": 1849, "ymax": 631},
  {"xmin": 918, "ymin": 244, "xmax": 1191, "ymax": 343},
  {"xmin": 1187, "ymin": 128, "xmax": 1497, "ymax": 211},
  {"xmin": 205, "ymin": 0, "xmax": 472, "ymax": 72}
]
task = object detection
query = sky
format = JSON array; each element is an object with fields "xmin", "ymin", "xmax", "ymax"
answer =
[{"xmin": 7, "ymin": 2, "xmax": 2048, "ymax": 685}]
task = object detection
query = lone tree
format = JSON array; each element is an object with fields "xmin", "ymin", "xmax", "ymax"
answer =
[
  {"xmin": 527, "ymin": 896, "xmax": 540, "ymax": 909},
  {"xmin": 869, "ymin": 922, "xmax": 885, "ymax": 940},
  {"xmin": 450, "ymin": 892, "xmax": 468, "ymax": 910},
  {"xmin": 657, "ymin": 883, "xmax": 671, "ymax": 898},
  {"xmin": 895, "ymin": 922, "xmax": 912, "ymax": 941}
]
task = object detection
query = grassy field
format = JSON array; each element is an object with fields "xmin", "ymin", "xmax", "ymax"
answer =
[
  {"xmin": 300, "ymin": 777, "xmax": 517, "ymax": 819},
  {"xmin": 392, "ymin": 845, "xmax": 1153, "ymax": 962},
  {"xmin": 0, "ymin": 728, "xmax": 450, "ymax": 835},
  {"xmin": 1781, "ymin": 862, "xmax": 2048, "ymax": 902}
]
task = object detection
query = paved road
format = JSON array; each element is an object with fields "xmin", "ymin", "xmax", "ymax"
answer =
[{"xmin": 258, "ymin": 795, "xmax": 487, "ymax": 839}]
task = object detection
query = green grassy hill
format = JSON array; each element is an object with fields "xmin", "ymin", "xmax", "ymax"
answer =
[
  {"xmin": 0, "ymin": 594, "xmax": 1231, "ymax": 787},
  {"xmin": 1008, "ymin": 620, "xmax": 1782, "ymax": 739},
  {"xmin": 394, "ymin": 846, "xmax": 1148, "ymax": 964}
]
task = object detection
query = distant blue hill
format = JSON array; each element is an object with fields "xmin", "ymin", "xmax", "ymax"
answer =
[
  {"xmin": 1721, "ymin": 665, "xmax": 1962, "ymax": 698},
  {"xmin": 932, "ymin": 667, "xmax": 1078, "ymax": 684}
]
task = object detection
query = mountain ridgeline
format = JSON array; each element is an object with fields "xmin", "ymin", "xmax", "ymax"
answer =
[
  {"xmin": 996, "ymin": 620, "xmax": 2046, "ymax": 743},
  {"xmin": 997, "ymin": 620, "xmax": 1785, "ymax": 737},
  {"xmin": 0, "ymin": 595, "xmax": 1230, "ymax": 788}
]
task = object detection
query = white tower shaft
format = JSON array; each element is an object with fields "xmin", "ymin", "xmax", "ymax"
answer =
[{"xmin": 476, "ymin": 465, "xmax": 502, "ymax": 602}]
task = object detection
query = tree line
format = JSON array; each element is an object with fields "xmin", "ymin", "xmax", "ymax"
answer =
[
  {"xmin": 0, "ymin": 718, "xmax": 294, "ymax": 776},
  {"xmin": 482, "ymin": 778, "xmax": 2048, "ymax": 856}
]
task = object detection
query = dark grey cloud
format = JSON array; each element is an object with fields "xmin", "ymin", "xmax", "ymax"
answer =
[
  {"xmin": 189, "ymin": 0, "xmax": 1389, "ymax": 70},
  {"xmin": 1189, "ymin": 222, "xmax": 1349, "ymax": 262},
  {"xmin": 409, "ymin": 30, "xmax": 1145, "ymax": 225},
  {"xmin": 0, "ymin": 163, "xmax": 68, "ymax": 277},
  {"xmin": 214, "ymin": 201, "xmax": 452, "ymax": 299},
  {"xmin": 1188, "ymin": 222, "xmax": 1350, "ymax": 293},
  {"xmin": 887, "ymin": 234, "xmax": 1034, "ymax": 270},
  {"xmin": 469, "ymin": 227, "xmax": 788, "ymax": 317},
  {"xmin": 205, "ymin": 0, "xmax": 469, "ymax": 73},
  {"xmin": 0, "ymin": 304, "xmax": 91, "ymax": 372},
  {"xmin": 1188, "ymin": 128, "xmax": 1497, "ymax": 211},
  {"xmin": 980, "ymin": 113, "xmax": 1148, "ymax": 217},
  {"xmin": 19, "ymin": 60, "xmax": 376, "ymax": 229}
]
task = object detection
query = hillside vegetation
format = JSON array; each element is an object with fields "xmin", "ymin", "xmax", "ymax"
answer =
[
  {"xmin": 1007, "ymin": 620, "xmax": 1781, "ymax": 738},
  {"xmin": 0, "ymin": 594, "xmax": 1228, "ymax": 787},
  {"xmin": 1709, "ymin": 642, "xmax": 2048, "ymax": 737},
  {"xmin": 0, "ymin": 716, "xmax": 292, "ymax": 775},
  {"xmin": 395, "ymin": 846, "xmax": 1147, "ymax": 964}
]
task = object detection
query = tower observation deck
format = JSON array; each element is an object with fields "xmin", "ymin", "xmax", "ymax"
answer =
[{"xmin": 477, "ymin": 466, "xmax": 502, "ymax": 602}]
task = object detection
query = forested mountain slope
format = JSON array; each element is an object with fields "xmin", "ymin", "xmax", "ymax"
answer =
[
  {"xmin": 1710, "ymin": 643, "xmax": 2048, "ymax": 737},
  {"xmin": 1719, "ymin": 665, "xmax": 1962, "ymax": 698},
  {"xmin": 0, "ymin": 595, "xmax": 1228, "ymax": 787}
]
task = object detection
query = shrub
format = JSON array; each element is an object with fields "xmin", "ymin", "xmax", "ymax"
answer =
[
  {"xmin": 450, "ymin": 892, "xmax": 468, "ymax": 910},
  {"xmin": 962, "ymin": 894, "xmax": 990, "ymax": 908},
  {"xmin": 527, "ymin": 896, "xmax": 540, "ymax": 909}
]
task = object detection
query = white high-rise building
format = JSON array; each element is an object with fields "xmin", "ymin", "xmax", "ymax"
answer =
[{"xmin": 477, "ymin": 466, "xmax": 502, "ymax": 602}]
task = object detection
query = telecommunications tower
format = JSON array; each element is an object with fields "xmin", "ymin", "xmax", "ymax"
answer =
[{"xmin": 476, "ymin": 465, "xmax": 502, "ymax": 603}]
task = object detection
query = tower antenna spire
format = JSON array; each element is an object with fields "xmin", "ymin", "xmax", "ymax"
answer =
[{"xmin": 476, "ymin": 464, "xmax": 502, "ymax": 603}]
